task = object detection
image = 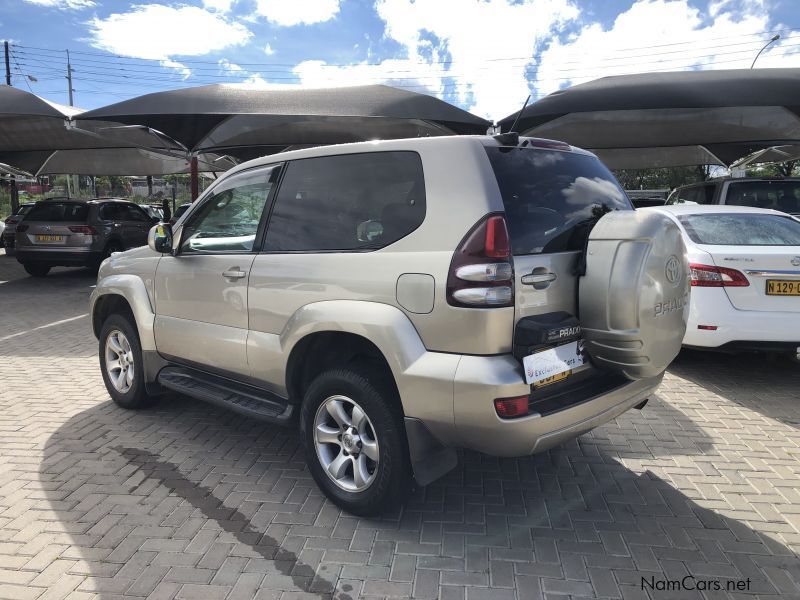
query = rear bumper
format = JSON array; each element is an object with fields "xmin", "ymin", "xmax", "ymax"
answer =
[
  {"xmin": 450, "ymin": 354, "xmax": 660, "ymax": 456},
  {"xmin": 400, "ymin": 351, "xmax": 661, "ymax": 458},
  {"xmin": 684, "ymin": 289, "xmax": 800, "ymax": 349},
  {"xmin": 16, "ymin": 246, "xmax": 102, "ymax": 267}
]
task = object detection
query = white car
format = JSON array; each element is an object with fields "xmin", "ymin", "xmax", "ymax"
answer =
[{"xmin": 642, "ymin": 205, "xmax": 800, "ymax": 354}]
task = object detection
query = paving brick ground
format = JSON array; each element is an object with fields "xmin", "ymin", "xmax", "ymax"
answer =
[{"xmin": 1, "ymin": 250, "xmax": 799, "ymax": 600}]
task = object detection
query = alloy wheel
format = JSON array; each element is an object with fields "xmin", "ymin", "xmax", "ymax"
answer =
[
  {"xmin": 313, "ymin": 395, "xmax": 379, "ymax": 492},
  {"xmin": 104, "ymin": 329, "xmax": 135, "ymax": 393}
]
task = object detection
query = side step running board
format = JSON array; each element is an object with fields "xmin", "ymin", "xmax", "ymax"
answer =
[{"xmin": 158, "ymin": 366, "xmax": 293, "ymax": 424}]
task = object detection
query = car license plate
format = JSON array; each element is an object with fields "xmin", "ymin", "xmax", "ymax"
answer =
[
  {"xmin": 523, "ymin": 340, "xmax": 585, "ymax": 386},
  {"xmin": 35, "ymin": 234, "xmax": 63, "ymax": 243},
  {"xmin": 766, "ymin": 280, "xmax": 800, "ymax": 296}
]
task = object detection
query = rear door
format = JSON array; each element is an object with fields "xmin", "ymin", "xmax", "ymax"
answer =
[
  {"xmin": 120, "ymin": 203, "xmax": 153, "ymax": 249},
  {"xmin": 16, "ymin": 201, "xmax": 91, "ymax": 250},
  {"xmin": 679, "ymin": 211, "xmax": 800, "ymax": 312},
  {"xmin": 484, "ymin": 147, "xmax": 632, "ymax": 327}
]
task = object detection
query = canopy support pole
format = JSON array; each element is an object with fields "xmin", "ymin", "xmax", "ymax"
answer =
[
  {"xmin": 9, "ymin": 176, "xmax": 18, "ymax": 213},
  {"xmin": 190, "ymin": 156, "xmax": 199, "ymax": 201}
]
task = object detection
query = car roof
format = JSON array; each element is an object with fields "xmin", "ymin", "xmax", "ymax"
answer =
[
  {"xmin": 642, "ymin": 204, "xmax": 788, "ymax": 217},
  {"xmin": 221, "ymin": 135, "xmax": 595, "ymax": 180},
  {"xmin": 675, "ymin": 177, "xmax": 800, "ymax": 189}
]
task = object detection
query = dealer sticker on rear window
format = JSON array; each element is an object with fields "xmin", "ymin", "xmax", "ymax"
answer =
[{"xmin": 523, "ymin": 341, "xmax": 585, "ymax": 385}]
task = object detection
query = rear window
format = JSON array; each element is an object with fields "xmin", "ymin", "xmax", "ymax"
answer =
[
  {"xmin": 485, "ymin": 147, "xmax": 632, "ymax": 255},
  {"xmin": 24, "ymin": 202, "xmax": 89, "ymax": 222},
  {"xmin": 725, "ymin": 180, "xmax": 800, "ymax": 214},
  {"xmin": 263, "ymin": 151, "xmax": 425, "ymax": 252},
  {"xmin": 678, "ymin": 213, "xmax": 800, "ymax": 246}
]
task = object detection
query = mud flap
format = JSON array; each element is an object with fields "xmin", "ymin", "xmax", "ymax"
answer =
[{"xmin": 404, "ymin": 417, "xmax": 458, "ymax": 486}]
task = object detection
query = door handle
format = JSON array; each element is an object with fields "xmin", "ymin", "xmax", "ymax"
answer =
[
  {"xmin": 521, "ymin": 272, "xmax": 557, "ymax": 285},
  {"xmin": 222, "ymin": 268, "xmax": 247, "ymax": 280}
]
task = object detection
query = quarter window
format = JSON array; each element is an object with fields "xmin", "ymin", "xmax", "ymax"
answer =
[
  {"xmin": 263, "ymin": 152, "xmax": 426, "ymax": 252},
  {"xmin": 180, "ymin": 167, "xmax": 277, "ymax": 253}
]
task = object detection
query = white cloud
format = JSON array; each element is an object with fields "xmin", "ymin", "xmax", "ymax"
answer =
[
  {"xmin": 203, "ymin": 0, "xmax": 234, "ymax": 11},
  {"xmin": 160, "ymin": 59, "xmax": 191, "ymax": 80},
  {"xmin": 264, "ymin": 43, "xmax": 275, "ymax": 56},
  {"xmin": 535, "ymin": 0, "xmax": 800, "ymax": 98},
  {"xmin": 23, "ymin": 0, "xmax": 94, "ymax": 9},
  {"xmin": 275, "ymin": 0, "xmax": 577, "ymax": 120},
  {"xmin": 254, "ymin": 0, "xmax": 340, "ymax": 26},
  {"xmin": 88, "ymin": 5, "xmax": 251, "ymax": 60},
  {"xmin": 219, "ymin": 58, "xmax": 245, "ymax": 73}
]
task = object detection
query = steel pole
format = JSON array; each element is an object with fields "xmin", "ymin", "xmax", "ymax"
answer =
[{"xmin": 190, "ymin": 156, "xmax": 199, "ymax": 201}]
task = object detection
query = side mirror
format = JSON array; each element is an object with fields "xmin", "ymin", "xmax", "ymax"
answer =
[{"xmin": 148, "ymin": 223, "xmax": 173, "ymax": 254}]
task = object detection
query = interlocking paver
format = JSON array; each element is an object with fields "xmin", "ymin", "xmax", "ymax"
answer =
[{"xmin": 1, "ymin": 251, "xmax": 800, "ymax": 599}]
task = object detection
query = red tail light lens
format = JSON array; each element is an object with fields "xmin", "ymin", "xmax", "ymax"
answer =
[
  {"xmin": 16, "ymin": 224, "xmax": 28, "ymax": 232},
  {"xmin": 689, "ymin": 263, "xmax": 749, "ymax": 287},
  {"xmin": 484, "ymin": 215, "xmax": 510, "ymax": 258},
  {"xmin": 494, "ymin": 395, "xmax": 529, "ymax": 418},
  {"xmin": 447, "ymin": 214, "xmax": 514, "ymax": 308},
  {"xmin": 4, "ymin": 216, "xmax": 17, "ymax": 225},
  {"xmin": 68, "ymin": 225, "xmax": 98, "ymax": 235}
]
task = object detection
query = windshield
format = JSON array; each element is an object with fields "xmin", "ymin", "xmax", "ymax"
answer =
[
  {"xmin": 678, "ymin": 213, "xmax": 800, "ymax": 246},
  {"xmin": 725, "ymin": 180, "xmax": 800, "ymax": 214},
  {"xmin": 24, "ymin": 202, "xmax": 89, "ymax": 222},
  {"xmin": 485, "ymin": 147, "xmax": 632, "ymax": 255}
]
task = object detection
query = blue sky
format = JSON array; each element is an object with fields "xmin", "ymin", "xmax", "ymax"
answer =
[{"xmin": 1, "ymin": 0, "xmax": 799, "ymax": 120}]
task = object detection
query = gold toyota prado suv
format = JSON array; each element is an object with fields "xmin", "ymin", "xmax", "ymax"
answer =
[{"xmin": 91, "ymin": 135, "xmax": 689, "ymax": 515}]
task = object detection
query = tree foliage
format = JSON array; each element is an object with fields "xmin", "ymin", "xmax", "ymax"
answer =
[{"xmin": 612, "ymin": 165, "xmax": 713, "ymax": 191}]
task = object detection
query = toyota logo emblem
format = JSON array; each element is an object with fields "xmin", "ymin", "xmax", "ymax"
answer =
[
  {"xmin": 792, "ymin": 256, "xmax": 800, "ymax": 267},
  {"xmin": 665, "ymin": 255, "xmax": 681, "ymax": 286}
]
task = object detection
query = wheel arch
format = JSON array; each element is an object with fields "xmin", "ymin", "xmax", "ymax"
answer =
[
  {"xmin": 286, "ymin": 331, "xmax": 401, "ymax": 413},
  {"xmin": 90, "ymin": 274, "xmax": 156, "ymax": 353}
]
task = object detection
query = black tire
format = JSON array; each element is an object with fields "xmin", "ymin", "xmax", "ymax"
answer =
[
  {"xmin": 98, "ymin": 313, "xmax": 157, "ymax": 410},
  {"xmin": 300, "ymin": 365, "xmax": 411, "ymax": 516},
  {"xmin": 93, "ymin": 241, "xmax": 124, "ymax": 272},
  {"xmin": 23, "ymin": 263, "xmax": 51, "ymax": 277}
]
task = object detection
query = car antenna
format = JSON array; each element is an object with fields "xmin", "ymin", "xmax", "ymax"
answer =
[{"xmin": 493, "ymin": 94, "xmax": 531, "ymax": 146}]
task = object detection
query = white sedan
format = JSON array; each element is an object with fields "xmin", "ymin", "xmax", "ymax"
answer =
[{"xmin": 642, "ymin": 205, "xmax": 800, "ymax": 354}]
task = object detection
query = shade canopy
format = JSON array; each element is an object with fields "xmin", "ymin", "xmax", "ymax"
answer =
[
  {"xmin": 0, "ymin": 148, "xmax": 237, "ymax": 176},
  {"xmin": 78, "ymin": 83, "xmax": 492, "ymax": 156},
  {"xmin": 497, "ymin": 68, "xmax": 800, "ymax": 168}
]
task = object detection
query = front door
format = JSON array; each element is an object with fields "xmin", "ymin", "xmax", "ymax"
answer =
[{"xmin": 154, "ymin": 165, "xmax": 280, "ymax": 378}]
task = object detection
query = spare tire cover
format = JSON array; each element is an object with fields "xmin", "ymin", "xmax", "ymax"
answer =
[{"xmin": 579, "ymin": 210, "xmax": 689, "ymax": 380}]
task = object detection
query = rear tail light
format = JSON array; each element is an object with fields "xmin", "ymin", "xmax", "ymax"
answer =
[
  {"xmin": 16, "ymin": 224, "xmax": 28, "ymax": 232},
  {"xmin": 689, "ymin": 263, "xmax": 749, "ymax": 287},
  {"xmin": 4, "ymin": 216, "xmax": 17, "ymax": 225},
  {"xmin": 447, "ymin": 214, "xmax": 514, "ymax": 308},
  {"xmin": 494, "ymin": 395, "xmax": 529, "ymax": 418},
  {"xmin": 68, "ymin": 225, "xmax": 98, "ymax": 235}
]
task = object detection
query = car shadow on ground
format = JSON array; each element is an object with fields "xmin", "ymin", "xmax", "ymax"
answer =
[
  {"xmin": 38, "ymin": 391, "xmax": 800, "ymax": 599},
  {"xmin": 670, "ymin": 349, "xmax": 800, "ymax": 428}
]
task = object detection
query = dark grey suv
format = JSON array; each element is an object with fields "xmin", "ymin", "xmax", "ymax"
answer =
[{"xmin": 15, "ymin": 198, "xmax": 157, "ymax": 277}]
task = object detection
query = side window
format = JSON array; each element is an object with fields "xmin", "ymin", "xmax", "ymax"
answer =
[
  {"xmin": 180, "ymin": 167, "xmax": 277, "ymax": 253},
  {"xmin": 125, "ymin": 205, "xmax": 152, "ymax": 222},
  {"xmin": 100, "ymin": 204, "xmax": 124, "ymax": 221},
  {"xmin": 263, "ymin": 151, "xmax": 426, "ymax": 252}
]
